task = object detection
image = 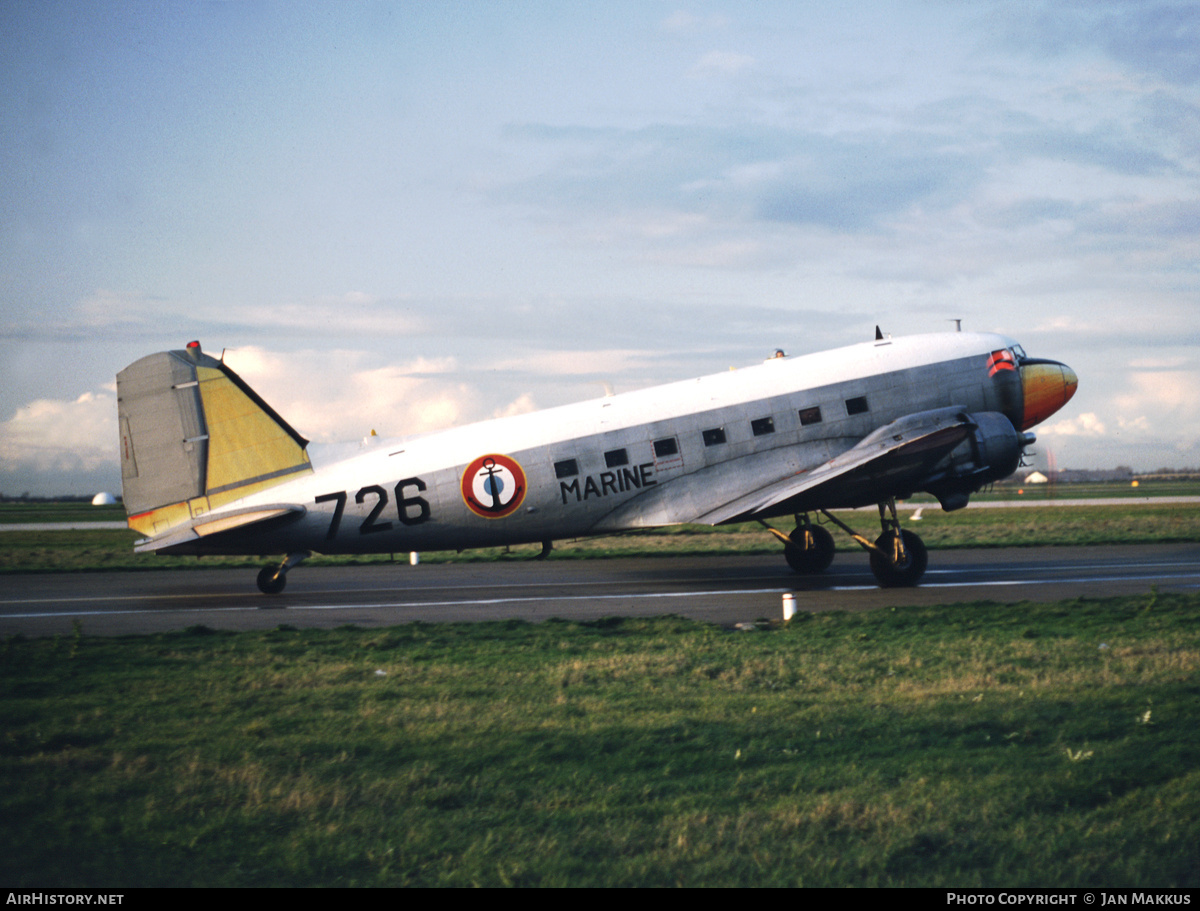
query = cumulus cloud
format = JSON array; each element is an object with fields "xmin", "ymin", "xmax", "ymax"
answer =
[
  {"xmin": 0, "ymin": 389, "xmax": 117, "ymax": 476},
  {"xmin": 220, "ymin": 347, "xmax": 474, "ymax": 442},
  {"xmin": 1112, "ymin": 369, "xmax": 1200, "ymax": 417},
  {"xmin": 1040, "ymin": 411, "xmax": 1107, "ymax": 437},
  {"xmin": 1040, "ymin": 366, "xmax": 1200, "ymax": 463},
  {"xmin": 0, "ymin": 347, "xmax": 556, "ymax": 494},
  {"xmin": 493, "ymin": 393, "xmax": 538, "ymax": 420}
]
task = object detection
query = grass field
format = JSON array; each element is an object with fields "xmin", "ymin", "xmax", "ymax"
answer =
[
  {"xmin": 0, "ymin": 502, "xmax": 129, "ymax": 524},
  {"xmin": 3, "ymin": 494, "xmax": 1198, "ymax": 886},
  {"xmin": 2, "ymin": 593, "xmax": 1198, "ymax": 887}
]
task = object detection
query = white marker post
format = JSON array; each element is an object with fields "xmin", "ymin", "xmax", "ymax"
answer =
[{"xmin": 782, "ymin": 592, "xmax": 796, "ymax": 621}]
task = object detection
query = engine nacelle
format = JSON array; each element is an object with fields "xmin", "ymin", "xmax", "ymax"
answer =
[{"xmin": 922, "ymin": 411, "xmax": 1033, "ymax": 511}]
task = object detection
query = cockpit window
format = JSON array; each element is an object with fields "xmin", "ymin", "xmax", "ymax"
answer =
[{"xmin": 1012, "ymin": 345, "xmax": 1027, "ymax": 361}]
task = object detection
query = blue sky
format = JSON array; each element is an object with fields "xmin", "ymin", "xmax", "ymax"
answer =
[{"xmin": 2, "ymin": 0, "xmax": 1198, "ymax": 496}]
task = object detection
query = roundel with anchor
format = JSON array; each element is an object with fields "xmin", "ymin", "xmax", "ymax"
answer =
[{"xmin": 461, "ymin": 453, "xmax": 527, "ymax": 519}]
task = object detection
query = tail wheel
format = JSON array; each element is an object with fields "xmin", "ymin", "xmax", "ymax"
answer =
[
  {"xmin": 869, "ymin": 530, "xmax": 927, "ymax": 587},
  {"xmin": 256, "ymin": 566, "xmax": 287, "ymax": 595},
  {"xmin": 784, "ymin": 524, "xmax": 836, "ymax": 574}
]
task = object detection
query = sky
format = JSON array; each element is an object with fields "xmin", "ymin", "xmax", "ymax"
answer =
[{"xmin": 2, "ymin": 0, "xmax": 1199, "ymax": 497}]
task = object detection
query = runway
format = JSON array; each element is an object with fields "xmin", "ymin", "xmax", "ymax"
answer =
[{"xmin": 3, "ymin": 543, "xmax": 1198, "ymax": 637}]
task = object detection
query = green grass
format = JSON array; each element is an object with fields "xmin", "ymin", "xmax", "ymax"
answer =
[
  {"xmin": 2, "ymin": 593, "xmax": 1198, "ymax": 886},
  {"xmin": 942, "ymin": 479, "xmax": 1200, "ymax": 501},
  {"xmin": 0, "ymin": 502, "xmax": 128, "ymax": 523}
]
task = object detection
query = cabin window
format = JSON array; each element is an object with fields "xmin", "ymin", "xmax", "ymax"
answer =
[
  {"xmin": 751, "ymin": 417, "xmax": 775, "ymax": 436},
  {"xmin": 653, "ymin": 438, "xmax": 679, "ymax": 458},
  {"xmin": 845, "ymin": 396, "xmax": 869, "ymax": 416},
  {"xmin": 702, "ymin": 427, "xmax": 726, "ymax": 446},
  {"xmin": 554, "ymin": 459, "xmax": 579, "ymax": 479},
  {"xmin": 604, "ymin": 448, "xmax": 629, "ymax": 468},
  {"xmin": 799, "ymin": 406, "xmax": 822, "ymax": 426}
]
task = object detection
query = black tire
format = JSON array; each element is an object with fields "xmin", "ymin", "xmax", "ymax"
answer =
[
  {"xmin": 784, "ymin": 524, "xmax": 836, "ymax": 574},
  {"xmin": 869, "ymin": 529, "xmax": 927, "ymax": 587},
  {"xmin": 256, "ymin": 566, "xmax": 287, "ymax": 595}
]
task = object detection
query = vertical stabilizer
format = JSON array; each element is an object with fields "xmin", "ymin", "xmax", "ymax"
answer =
[{"xmin": 117, "ymin": 342, "xmax": 312, "ymax": 538}]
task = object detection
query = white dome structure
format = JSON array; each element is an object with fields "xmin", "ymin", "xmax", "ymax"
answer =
[{"xmin": 91, "ymin": 491, "xmax": 118, "ymax": 506}]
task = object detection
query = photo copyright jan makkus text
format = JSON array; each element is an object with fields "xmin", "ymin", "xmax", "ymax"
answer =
[{"xmin": 947, "ymin": 895, "xmax": 1191, "ymax": 906}]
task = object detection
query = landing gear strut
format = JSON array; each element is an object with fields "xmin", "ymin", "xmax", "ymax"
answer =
[
  {"xmin": 826, "ymin": 498, "xmax": 927, "ymax": 587},
  {"xmin": 868, "ymin": 528, "xmax": 927, "ymax": 587},
  {"xmin": 762, "ymin": 516, "xmax": 836, "ymax": 574},
  {"xmin": 766, "ymin": 498, "xmax": 928, "ymax": 588},
  {"xmin": 256, "ymin": 551, "xmax": 311, "ymax": 595}
]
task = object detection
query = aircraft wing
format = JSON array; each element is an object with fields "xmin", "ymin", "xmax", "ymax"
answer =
[
  {"xmin": 592, "ymin": 407, "xmax": 975, "ymax": 531},
  {"xmin": 693, "ymin": 407, "xmax": 974, "ymax": 523}
]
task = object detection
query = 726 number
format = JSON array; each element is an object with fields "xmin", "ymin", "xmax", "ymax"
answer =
[{"xmin": 315, "ymin": 477, "xmax": 430, "ymax": 539}]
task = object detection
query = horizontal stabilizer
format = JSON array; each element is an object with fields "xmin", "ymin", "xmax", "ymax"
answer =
[{"xmin": 134, "ymin": 503, "xmax": 306, "ymax": 553}]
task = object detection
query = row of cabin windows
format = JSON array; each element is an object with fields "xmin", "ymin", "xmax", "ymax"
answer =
[
  {"xmin": 552, "ymin": 395, "xmax": 868, "ymax": 479},
  {"xmin": 749, "ymin": 396, "xmax": 868, "ymax": 436}
]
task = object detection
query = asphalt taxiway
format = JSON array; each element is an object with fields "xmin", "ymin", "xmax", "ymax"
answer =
[{"xmin": 2, "ymin": 543, "xmax": 1198, "ymax": 637}]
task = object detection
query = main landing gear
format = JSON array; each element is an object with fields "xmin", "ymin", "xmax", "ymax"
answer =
[
  {"xmin": 256, "ymin": 551, "xmax": 311, "ymax": 595},
  {"xmin": 762, "ymin": 498, "xmax": 928, "ymax": 587},
  {"xmin": 766, "ymin": 517, "xmax": 836, "ymax": 575}
]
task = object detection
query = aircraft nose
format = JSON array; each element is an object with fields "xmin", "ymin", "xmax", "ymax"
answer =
[{"xmin": 1020, "ymin": 360, "xmax": 1078, "ymax": 430}]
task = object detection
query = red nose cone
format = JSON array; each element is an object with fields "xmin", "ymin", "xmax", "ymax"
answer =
[{"xmin": 1020, "ymin": 361, "xmax": 1078, "ymax": 430}]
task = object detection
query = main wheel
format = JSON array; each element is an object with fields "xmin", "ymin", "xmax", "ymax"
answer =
[
  {"xmin": 784, "ymin": 524, "xmax": 836, "ymax": 574},
  {"xmin": 256, "ymin": 565, "xmax": 287, "ymax": 595},
  {"xmin": 868, "ymin": 529, "xmax": 927, "ymax": 587}
]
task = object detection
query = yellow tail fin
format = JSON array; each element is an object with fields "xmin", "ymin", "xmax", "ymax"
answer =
[{"xmin": 118, "ymin": 341, "xmax": 312, "ymax": 538}]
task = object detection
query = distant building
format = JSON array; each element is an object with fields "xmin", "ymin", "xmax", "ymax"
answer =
[
  {"xmin": 1053, "ymin": 467, "xmax": 1134, "ymax": 483},
  {"xmin": 1005, "ymin": 466, "xmax": 1136, "ymax": 486},
  {"xmin": 91, "ymin": 491, "xmax": 118, "ymax": 505}
]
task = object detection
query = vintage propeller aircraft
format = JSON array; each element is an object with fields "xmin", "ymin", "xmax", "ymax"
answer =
[{"xmin": 117, "ymin": 329, "xmax": 1077, "ymax": 593}]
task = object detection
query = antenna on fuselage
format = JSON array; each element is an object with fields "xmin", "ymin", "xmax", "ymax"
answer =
[
  {"xmin": 949, "ymin": 319, "xmax": 963, "ymax": 332},
  {"xmin": 875, "ymin": 325, "xmax": 884, "ymax": 340}
]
